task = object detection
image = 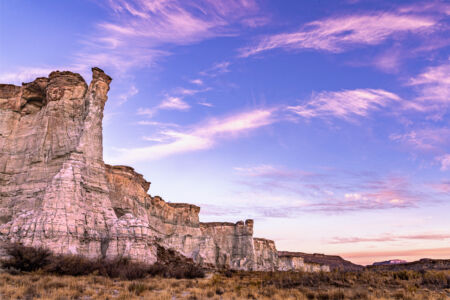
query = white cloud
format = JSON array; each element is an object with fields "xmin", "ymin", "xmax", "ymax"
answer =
[
  {"xmin": 408, "ymin": 63, "xmax": 450, "ymax": 104},
  {"xmin": 136, "ymin": 121, "xmax": 179, "ymax": 127},
  {"xmin": 389, "ymin": 128, "xmax": 450, "ymax": 152},
  {"xmin": 158, "ymin": 96, "xmax": 190, "ymax": 110},
  {"xmin": 190, "ymin": 79, "xmax": 204, "ymax": 85},
  {"xmin": 287, "ymin": 89, "xmax": 400, "ymax": 121},
  {"xmin": 77, "ymin": 0, "xmax": 261, "ymax": 74},
  {"xmin": 240, "ymin": 12, "xmax": 436, "ymax": 57},
  {"xmin": 117, "ymin": 85, "xmax": 138, "ymax": 105},
  {"xmin": 0, "ymin": 67, "xmax": 58, "ymax": 85},
  {"xmin": 198, "ymin": 101, "xmax": 214, "ymax": 107},
  {"xmin": 107, "ymin": 108, "xmax": 277, "ymax": 163},
  {"xmin": 137, "ymin": 96, "xmax": 190, "ymax": 117}
]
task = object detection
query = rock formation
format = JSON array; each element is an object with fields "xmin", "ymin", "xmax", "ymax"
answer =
[{"xmin": 0, "ymin": 68, "xmax": 333, "ymax": 271}]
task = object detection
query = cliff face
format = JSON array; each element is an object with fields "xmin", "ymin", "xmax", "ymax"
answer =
[
  {"xmin": 278, "ymin": 251, "xmax": 361, "ymax": 271},
  {"xmin": 0, "ymin": 69, "xmax": 157, "ymax": 264},
  {"xmin": 0, "ymin": 68, "xmax": 332, "ymax": 272}
]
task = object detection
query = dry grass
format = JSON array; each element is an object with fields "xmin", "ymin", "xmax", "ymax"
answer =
[{"xmin": 0, "ymin": 269, "xmax": 448, "ymax": 299}]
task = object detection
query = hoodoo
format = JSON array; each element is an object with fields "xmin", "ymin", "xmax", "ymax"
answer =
[{"xmin": 0, "ymin": 68, "xmax": 332, "ymax": 271}]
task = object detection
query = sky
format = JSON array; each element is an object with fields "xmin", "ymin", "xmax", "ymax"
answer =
[{"xmin": 0, "ymin": 0, "xmax": 449, "ymax": 265}]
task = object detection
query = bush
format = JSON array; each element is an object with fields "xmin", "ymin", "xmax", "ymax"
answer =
[
  {"xmin": 128, "ymin": 282, "xmax": 147, "ymax": 295},
  {"xmin": 0, "ymin": 243, "xmax": 205, "ymax": 279},
  {"xmin": 2, "ymin": 244, "xmax": 51, "ymax": 272},
  {"xmin": 421, "ymin": 271, "xmax": 449, "ymax": 288},
  {"xmin": 44, "ymin": 254, "xmax": 97, "ymax": 276}
]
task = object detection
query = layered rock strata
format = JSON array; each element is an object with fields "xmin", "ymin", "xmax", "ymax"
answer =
[{"xmin": 0, "ymin": 68, "xmax": 330, "ymax": 271}]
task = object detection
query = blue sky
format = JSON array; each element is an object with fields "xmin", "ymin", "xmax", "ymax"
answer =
[{"xmin": 1, "ymin": 0, "xmax": 449, "ymax": 265}]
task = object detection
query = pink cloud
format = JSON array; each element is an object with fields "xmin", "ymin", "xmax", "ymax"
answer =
[
  {"xmin": 233, "ymin": 165, "xmax": 431, "ymax": 214},
  {"xmin": 437, "ymin": 154, "xmax": 450, "ymax": 171},
  {"xmin": 373, "ymin": 48, "xmax": 403, "ymax": 73},
  {"xmin": 408, "ymin": 63, "xmax": 450, "ymax": 105},
  {"xmin": 390, "ymin": 128, "xmax": 450, "ymax": 152},
  {"xmin": 330, "ymin": 233, "xmax": 450, "ymax": 244},
  {"xmin": 199, "ymin": 61, "xmax": 231, "ymax": 77},
  {"xmin": 339, "ymin": 247, "xmax": 450, "ymax": 265},
  {"xmin": 430, "ymin": 181, "xmax": 450, "ymax": 193},
  {"xmin": 137, "ymin": 96, "xmax": 191, "ymax": 117},
  {"xmin": 107, "ymin": 108, "xmax": 277, "ymax": 163},
  {"xmin": 78, "ymin": 0, "xmax": 263, "ymax": 73},
  {"xmin": 234, "ymin": 164, "xmax": 311, "ymax": 179},
  {"xmin": 287, "ymin": 89, "xmax": 400, "ymax": 121},
  {"xmin": 240, "ymin": 12, "xmax": 436, "ymax": 57}
]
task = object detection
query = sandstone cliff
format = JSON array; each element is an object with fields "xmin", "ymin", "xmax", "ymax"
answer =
[{"xmin": 0, "ymin": 68, "xmax": 332, "ymax": 272}]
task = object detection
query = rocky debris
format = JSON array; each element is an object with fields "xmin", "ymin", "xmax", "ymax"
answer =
[{"xmin": 0, "ymin": 68, "xmax": 332, "ymax": 272}]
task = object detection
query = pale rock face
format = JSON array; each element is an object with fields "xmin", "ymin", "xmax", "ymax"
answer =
[
  {"xmin": 0, "ymin": 69, "xmax": 157, "ymax": 264},
  {"xmin": 0, "ymin": 68, "xmax": 330, "ymax": 272},
  {"xmin": 254, "ymin": 238, "xmax": 279, "ymax": 271},
  {"xmin": 278, "ymin": 255, "xmax": 306, "ymax": 271}
]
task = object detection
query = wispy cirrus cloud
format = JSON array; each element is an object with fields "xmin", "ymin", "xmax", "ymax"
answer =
[
  {"xmin": 233, "ymin": 165, "xmax": 431, "ymax": 214},
  {"xmin": 309, "ymin": 185, "xmax": 419, "ymax": 213},
  {"xmin": 137, "ymin": 96, "xmax": 191, "ymax": 117},
  {"xmin": 189, "ymin": 78, "xmax": 203, "ymax": 85},
  {"xmin": 117, "ymin": 84, "xmax": 139, "ymax": 106},
  {"xmin": 407, "ymin": 63, "xmax": 450, "ymax": 106},
  {"xmin": 78, "ymin": 0, "xmax": 263, "ymax": 74},
  {"xmin": 390, "ymin": 127, "xmax": 450, "ymax": 171},
  {"xmin": 0, "ymin": 67, "xmax": 68, "ymax": 85},
  {"xmin": 339, "ymin": 247, "xmax": 450, "ymax": 265},
  {"xmin": 136, "ymin": 120, "xmax": 180, "ymax": 127},
  {"xmin": 240, "ymin": 12, "xmax": 437, "ymax": 57},
  {"xmin": 198, "ymin": 101, "xmax": 213, "ymax": 107},
  {"xmin": 437, "ymin": 154, "xmax": 450, "ymax": 171},
  {"xmin": 330, "ymin": 233, "xmax": 450, "ymax": 244},
  {"xmin": 199, "ymin": 61, "xmax": 231, "ymax": 77},
  {"xmin": 287, "ymin": 89, "xmax": 401, "ymax": 121},
  {"xmin": 430, "ymin": 180, "xmax": 450, "ymax": 193},
  {"xmin": 390, "ymin": 128, "xmax": 450, "ymax": 152},
  {"xmin": 107, "ymin": 108, "xmax": 278, "ymax": 163}
]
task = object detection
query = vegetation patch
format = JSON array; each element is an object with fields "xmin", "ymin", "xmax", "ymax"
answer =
[{"xmin": 1, "ymin": 243, "xmax": 204, "ymax": 280}]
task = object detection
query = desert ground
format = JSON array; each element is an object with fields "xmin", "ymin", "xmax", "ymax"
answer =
[{"xmin": 1, "ymin": 269, "xmax": 449, "ymax": 300}]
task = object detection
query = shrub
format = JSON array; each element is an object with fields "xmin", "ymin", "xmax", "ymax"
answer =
[
  {"xmin": 2, "ymin": 244, "xmax": 51, "ymax": 272},
  {"xmin": 44, "ymin": 254, "xmax": 96, "ymax": 276},
  {"xmin": 128, "ymin": 282, "xmax": 147, "ymax": 295},
  {"xmin": 421, "ymin": 271, "xmax": 449, "ymax": 288},
  {"xmin": 1, "ymin": 243, "xmax": 205, "ymax": 279},
  {"xmin": 99, "ymin": 258, "xmax": 150, "ymax": 280}
]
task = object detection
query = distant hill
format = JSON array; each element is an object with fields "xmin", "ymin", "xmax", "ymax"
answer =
[
  {"xmin": 373, "ymin": 259, "xmax": 407, "ymax": 266},
  {"xmin": 368, "ymin": 259, "xmax": 450, "ymax": 271},
  {"xmin": 277, "ymin": 251, "xmax": 363, "ymax": 271}
]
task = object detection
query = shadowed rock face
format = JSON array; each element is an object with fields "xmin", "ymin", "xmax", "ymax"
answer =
[{"xmin": 0, "ymin": 68, "xmax": 334, "ymax": 271}]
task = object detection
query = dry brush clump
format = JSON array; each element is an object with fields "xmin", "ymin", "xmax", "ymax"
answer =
[{"xmin": 1, "ymin": 243, "xmax": 204, "ymax": 280}]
